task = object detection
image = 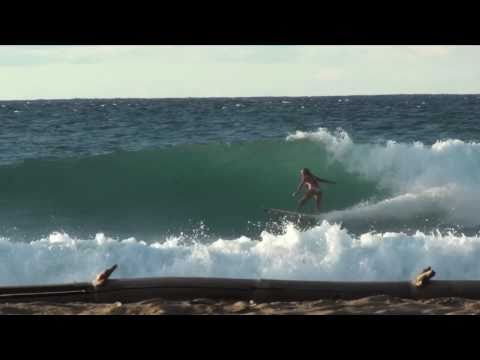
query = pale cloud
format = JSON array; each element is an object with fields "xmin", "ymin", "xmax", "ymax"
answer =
[
  {"xmin": 0, "ymin": 45, "xmax": 146, "ymax": 66},
  {"xmin": 0, "ymin": 45, "xmax": 479, "ymax": 99},
  {"xmin": 315, "ymin": 68, "xmax": 344, "ymax": 81},
  {"xmin": 407, "ymin": 45, "xmax": 455, "ymax": 57},
  {"xmin": 58, "ymin": 46, "xmax": 144, "ymax": 63},
  {"xmin": 406, "ymin": 45, "xmax": 452, "ymax": 57}
]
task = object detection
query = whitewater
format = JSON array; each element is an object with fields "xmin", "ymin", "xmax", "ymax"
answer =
[
  {"xmin": 2, "ymin": 222, "xmax": 480, "ymax": 286},
  {"xmin": 2, "ymin": 125, "xmax": 480, "ymax": 285}
]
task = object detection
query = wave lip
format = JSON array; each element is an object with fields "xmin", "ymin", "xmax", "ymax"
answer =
[{"xmin": 289, "ymin": 127, "xmax": 480, "ymax": 229}]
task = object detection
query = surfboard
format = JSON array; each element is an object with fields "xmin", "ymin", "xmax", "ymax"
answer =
[{"xmin": 264, "ymin": 208, "xmax": 321, "ymax": 219}]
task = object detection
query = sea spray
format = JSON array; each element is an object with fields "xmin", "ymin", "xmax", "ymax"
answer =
[{"xmin": 1, "ymin": 221, "xmax": 480, "ymax": 286}]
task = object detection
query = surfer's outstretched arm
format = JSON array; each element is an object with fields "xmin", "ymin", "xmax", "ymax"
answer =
[{"xmin": 315, "ymin": 176, "xmax": 336, "ymax": 184}]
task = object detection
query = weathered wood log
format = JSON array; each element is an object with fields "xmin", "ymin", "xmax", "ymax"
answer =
[{"xmin": 1, "ymin": 276, "xmax": 480, "ymax": 303}]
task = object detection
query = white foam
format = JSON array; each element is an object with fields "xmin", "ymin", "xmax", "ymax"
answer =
[
  {"xmin": 323, "ymin": 186, "xmax": 453, "ymax": 223},
  {"xmin": 1, "ymin": 223, "xmax": 480, "ymax": 285},
  {"xmin": 287, "ymin": 128, "xmax": 480, "ymax": 227}
]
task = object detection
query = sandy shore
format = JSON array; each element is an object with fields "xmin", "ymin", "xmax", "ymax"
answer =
[{"xmin": 1, "ymin": 295, "xmax": 480, "ymax": 315}]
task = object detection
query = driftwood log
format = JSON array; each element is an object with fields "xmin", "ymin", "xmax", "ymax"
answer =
[{"xmin": 1, "ymin": 266, "xmax": 479, "ymax": 304}]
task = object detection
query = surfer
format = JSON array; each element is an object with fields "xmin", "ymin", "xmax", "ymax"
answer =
[{"xmin": 292, "ymin": 168, "xmax": 335, "ymax": 212}]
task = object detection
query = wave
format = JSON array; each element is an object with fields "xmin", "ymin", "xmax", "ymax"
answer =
[
  {"xmin": 0, "ymin": 137, "xmax": 377, "ymax": 239},
  {"xmin": 1, "ymin": 222, "xmax": 480, "ymax": 286},
  {"xmin": 1, "ymin": 127, "xmax": 479, "ymax": 240},
  {"xmin": 289, "ymin": 128, "xmax": 480, "ymax": 231}
]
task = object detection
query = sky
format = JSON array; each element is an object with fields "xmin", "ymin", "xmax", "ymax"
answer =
[{"xmin": 0, "ymin": 45, "xmax": 480, "ymax": 100}]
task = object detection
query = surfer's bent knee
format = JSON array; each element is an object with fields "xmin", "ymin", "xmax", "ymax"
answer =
[{"xmin": 308, "ymin": 190, "xmax": 321, "ymax": 197}]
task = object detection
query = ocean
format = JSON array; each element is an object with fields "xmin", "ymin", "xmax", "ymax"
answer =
[{"xmin": 1, "ymin": 95, "xmax": 480, "ymax": 285}]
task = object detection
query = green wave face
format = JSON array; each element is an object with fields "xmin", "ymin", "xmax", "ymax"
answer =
[{"xmin": 0, "ymin": 139, "xmax": 380, "ymax": 241}]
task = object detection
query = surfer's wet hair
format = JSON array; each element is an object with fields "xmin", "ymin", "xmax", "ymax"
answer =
[{"xmin": 301, "ymin": 168, "xmax": 313, "ymax": 176}]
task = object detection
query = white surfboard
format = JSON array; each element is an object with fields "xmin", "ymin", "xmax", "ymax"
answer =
[{"xmin": 264, "ymin": 208, "xmax": 321, "ymax": 219}]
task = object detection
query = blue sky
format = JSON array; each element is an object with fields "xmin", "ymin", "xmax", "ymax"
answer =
[{"xmin": 1, "ymin": 46, "xmax": 479, "ymax": 99}]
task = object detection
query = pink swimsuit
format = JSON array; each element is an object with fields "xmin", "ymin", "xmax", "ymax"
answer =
[{"xmin": 303, "ymin": 174, "xmax": 319, "ymax": 191}]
